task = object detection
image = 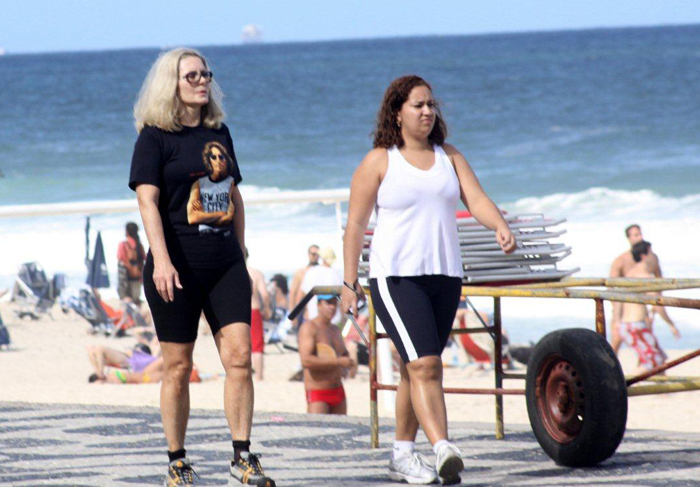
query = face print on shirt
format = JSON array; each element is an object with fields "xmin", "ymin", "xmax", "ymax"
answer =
[{"xmin": 186, "ymin": 141, "xmax": 236, "ymax": 233}]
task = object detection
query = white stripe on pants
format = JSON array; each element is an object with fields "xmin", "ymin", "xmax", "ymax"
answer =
[{"xmin": 377, "ymin": 277, "xmax": 418, "ymax": 361}]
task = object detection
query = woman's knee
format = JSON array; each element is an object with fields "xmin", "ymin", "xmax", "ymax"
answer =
[
  {"xmin": 407, "ymin": 355, "xmax": 443, "ymax": 381},
  {"xmin": 163, "ymin": 357, "xmax": 193, "ymax": 381},
  {"xmin": 221, "ymin": 343, "xmax": 251, "ymax": 370}
]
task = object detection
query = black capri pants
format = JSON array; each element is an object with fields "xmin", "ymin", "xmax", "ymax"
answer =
[
  {"xmin": 370, "ymin": 275, "xmax": 462, "ymax": 364},
  {"xmin": 143, "ymin": 253, "xmax": 252, "ymax": 343}
]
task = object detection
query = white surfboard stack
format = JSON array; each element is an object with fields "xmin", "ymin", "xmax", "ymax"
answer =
[{"xmin": 358, "ymin": 213, "xmax": 579, "ymax": 285}]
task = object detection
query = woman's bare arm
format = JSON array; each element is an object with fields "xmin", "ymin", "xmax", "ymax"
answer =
[
  {"xmin": 230, "ymin": 185, "xmax": 246, "ymax": 255},
  {"xmin": 341, "ymin": 148, "xmax": 386, "ymax": 316},
  {"xmin": 444, "ymin": 144, "xmax": 516, "ymax": 253},
  {"xmin": 136, "ymin": 184, "xmax": 182, "ymax": 302}
]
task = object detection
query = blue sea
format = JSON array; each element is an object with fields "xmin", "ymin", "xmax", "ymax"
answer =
[{"xmin": 1, "ymin": 25, "xmax": 699, "ymax": 345}]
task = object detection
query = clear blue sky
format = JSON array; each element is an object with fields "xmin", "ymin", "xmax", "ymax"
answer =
[{"xmin": 2, "ymin": 1, "xmax": 700, "ymax": 54}]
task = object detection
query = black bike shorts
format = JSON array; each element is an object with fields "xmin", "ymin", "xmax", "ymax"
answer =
[
  {"xmin": 370, "ymin": 275, "xmax": 461, "ymax": 364},
  {"xmin": 143, "ymin": 253, "xmax": 252, "ymax": 343}
]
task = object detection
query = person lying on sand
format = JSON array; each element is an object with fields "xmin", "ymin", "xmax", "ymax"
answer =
[
  {"xmin": 86, "ymin": 337, "xmax": 160, "ymax": 382},
  {"xmin": 90, "ymin": 356, "xmax": 164, "ymax": 384}
]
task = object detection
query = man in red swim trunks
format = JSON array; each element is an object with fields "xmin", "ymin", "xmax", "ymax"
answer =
[
  {"xmin": 299, "ymin": 295, "xmax": 354, "ymax": 414},
  {"xmin": 246, "ymin": 248, "xmax": 271, "ymax": 381}
]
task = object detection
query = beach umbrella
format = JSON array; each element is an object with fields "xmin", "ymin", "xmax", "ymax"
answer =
[{"xmin": 86, "ymin": 231, "xmax": 110, "ymax": 289}]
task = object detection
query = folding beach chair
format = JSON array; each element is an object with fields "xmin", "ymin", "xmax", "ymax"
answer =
[
  {"xmin": 264, "ymin": 313, "xmax": 295, "ymax": 353},
  {"xmin": 11, "ymin": 262, "xmax": 66, "ymax": 320},
  {"xmin": 61, "ymin": 287, "xmax": 144, "ymax": 336}
]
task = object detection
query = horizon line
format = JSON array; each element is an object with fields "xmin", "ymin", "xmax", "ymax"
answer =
[{"xmin": 2, "ymin": 21, "xmax": 699, "ymax": 57}]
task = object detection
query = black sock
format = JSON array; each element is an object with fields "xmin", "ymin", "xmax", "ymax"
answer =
[
  {"xmin": 232, "ymin": 440, "xmax": 251, "ymax": 463},
  {"xmin": 168, "ymin": 448, "xmax": 187, "ymax": 463}
]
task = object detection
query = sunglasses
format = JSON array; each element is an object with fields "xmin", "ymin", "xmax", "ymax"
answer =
[
  {"xmin": 181, "ymin": 70, "xmax": 213, "ymax": 85},
  {"xmin": 208, "ymin": 153, "xmax": 226, "ymax": 162}
]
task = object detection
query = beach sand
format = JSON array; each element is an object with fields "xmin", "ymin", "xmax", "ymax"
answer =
[{"xmin": 2, "ymin": 299, "xmax": 699, "ymax": 434}]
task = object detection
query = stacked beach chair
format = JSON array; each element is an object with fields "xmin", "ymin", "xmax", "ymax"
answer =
[{"xmin": 359, "ymin": 211, "xmax": 578, "ymax": 285}]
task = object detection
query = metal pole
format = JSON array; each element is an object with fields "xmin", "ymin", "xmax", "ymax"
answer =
[
  {"xmin": 335, "ymin": 201, "xmax": 344, "ymax": 240},
  {"xmin": 627, "ymin": 348, "xmax": 700, "ymax": 386},
  {"xmin": 461, "ymin": 287, "xmax": 700, "ymax": 311},
  {"xmin": 628, "ymin": 379, "xmax": 700, "ymax": 396},
  {"xmin": 465, "ymin": 296, "xmax": 496, "ymax": 340},
  {"xmin": 494, "ymin": 297, "xmax": 504, "ymax": 439},
  {"xmin": 84, "ymin": 216, "xmax": 91, "ymax": 268},
  {"xmin": 595, "ymin": 298, "xmax": 606, "ymax": 338},
  {"xmin": 369, "ymin": 296, "xmax": 379, "ymax": 448}
]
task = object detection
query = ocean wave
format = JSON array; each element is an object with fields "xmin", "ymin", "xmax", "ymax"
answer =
[
  {"xmin": 1, "ymin": 184, "xmax": 699, "ymax": 343},
  {"xmin": 502, "ymin": 187, "xmax": 700, "ymax": 221}
]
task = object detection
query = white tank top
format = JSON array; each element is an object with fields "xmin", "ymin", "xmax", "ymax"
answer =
[{"xmin": 369, "ymin": 145, "xmax": 464, "ymax": 279}]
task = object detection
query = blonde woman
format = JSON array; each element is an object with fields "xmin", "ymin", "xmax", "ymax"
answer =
[{"xmin": 129, "ymin": 48, "xmax": 275, "ymax": 487}]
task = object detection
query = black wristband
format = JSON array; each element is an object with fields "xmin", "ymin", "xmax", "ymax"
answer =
[{"xmin": 343, "ymin": 279, "xmax": 359, "ymax": 292}]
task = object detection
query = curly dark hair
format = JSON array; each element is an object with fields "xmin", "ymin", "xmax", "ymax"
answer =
[
  {"xmin": 631, "ymin": 240, "xmax": 651, "ymax": 263},
  {"xmin": 202, "ymin": 141, "xmax": 234, "ymax": 180},
  {"xmin": 372, "ymin": 75, "xmax": 447, "ymax": 149},
  {"xmin": 271, "ymin": 274, "xmax": 289, "ymax": 296}
]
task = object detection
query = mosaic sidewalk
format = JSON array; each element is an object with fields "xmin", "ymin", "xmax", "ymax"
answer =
[{"xmin": 1, "ymin": 402, "xmax": 700, "ymax": 486}]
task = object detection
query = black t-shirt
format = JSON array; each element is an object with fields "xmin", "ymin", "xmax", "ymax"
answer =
[{"xmin": 129, "ymin": 123, "xmax": 244, "ymax": 269}]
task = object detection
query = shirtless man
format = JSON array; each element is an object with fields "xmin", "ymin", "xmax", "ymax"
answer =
[
  {"xmin": 610, "ymin": 224, "xmax": 663, "ymax": 353},
  {"xmin": 619, "ymin": 241, "xmax": 679, "ymax": 374},
  {"xmin": 246, "ymin": 249, "xmax": 271, "ymax": 381},
  {"xmin": 289, "ymin": 245, "xmax": 320, "ymax": 326},
  {"xmin": 298, "ymin": 295, "xmax": 354, "ymax": 414}
]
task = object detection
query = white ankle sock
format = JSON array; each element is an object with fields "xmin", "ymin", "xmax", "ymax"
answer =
[
  {"xmin": 433, "ymin": 439, "xmax": 449, "ymax": 455},
  {"xmin": 393, "ymin": 440, "xmax": 415, "ymax": 459}
]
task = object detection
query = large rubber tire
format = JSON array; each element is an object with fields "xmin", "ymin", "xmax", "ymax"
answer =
[{"xmin": 526, "ymin": 328, "xmax": 627, "ymax": 467}]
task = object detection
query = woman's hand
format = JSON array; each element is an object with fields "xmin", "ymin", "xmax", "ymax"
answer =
[
  {"xmin": 341, "ymin": 281, "xmax": 366, "ymax": 317},
  {"xmin": 153, "ymin": 260, "xmax": 183, "ymax": 302},
  {"xmin": 496, "ymin": 224, "xmax": 517, "ymax": 254}
]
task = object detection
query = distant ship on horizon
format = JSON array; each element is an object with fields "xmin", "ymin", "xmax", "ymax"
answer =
[{"xmin": 242, "ymin": 25, "xmax": 263, "ymax": 44}]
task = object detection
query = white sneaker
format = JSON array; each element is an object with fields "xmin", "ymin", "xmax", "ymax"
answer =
[
  {"xmin": 389, "ymin": 450, "xmax": 438, "ymax": 484},
  {"xmin": 435, "ymin": 443, "xmax": 463, "ymax": 485}
]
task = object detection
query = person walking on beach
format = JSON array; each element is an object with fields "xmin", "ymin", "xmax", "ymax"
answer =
[
  {"xmin": 610, "ymin": 224, "xmax": 663, "ymax": 354},
  {"xmin": 117, "ymin": 222, "xmax": 146, "ymax": 305},
  {"xmin": 342, "ymin": 75, "xmax": 516, "ymax": 485},
  {"xmin": 246, "ymin": 248, "xmax": 272, "ymax": 381},
  {"xmin": 289, "ymin": 244, "xmax": 320, "ymax": 326},
  {"xmin": 298, "ymin": 246, "xmax": 343, "ymax": 324},
  {"xmin": 299, "ymin": 295, "xmax": 354, "ymax": 414},
  {"xmin": 619, "ymin": 241, "xmax": 679, "ymax": 373},
  {"xmin": 129, "ymin": 48, "xmax": 274, "ymax": 486}
]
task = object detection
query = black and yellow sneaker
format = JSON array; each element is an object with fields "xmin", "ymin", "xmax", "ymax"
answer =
[
  {"xmin": 229, "ymin": 451, "xmax": 276, "ymax": 486},
  {"xmin": 164, "ymin": 457, "xmax": 199, "ymax": 486}
]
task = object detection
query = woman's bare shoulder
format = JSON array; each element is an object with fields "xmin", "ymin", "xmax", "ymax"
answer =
[
  {"xmin": 363, "ymin": 147, "xmax": 388, "ymax": 164},
  {"xmin": 356, "ymin": 148, "xmax": 388, "ymax": 176},
  {"xmin": 442, "ymin": 143, "xmax": 463, "ymax": 157}
]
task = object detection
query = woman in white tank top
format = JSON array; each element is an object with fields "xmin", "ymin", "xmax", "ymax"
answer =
[{"xmin": 342, "ymin": 76, "xmax": 516, "ymax": 484}]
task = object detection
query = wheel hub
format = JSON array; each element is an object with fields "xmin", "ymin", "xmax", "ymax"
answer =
[{"xmin": 536, "ymin": 355, "xmax": 585, "ymax": 444}]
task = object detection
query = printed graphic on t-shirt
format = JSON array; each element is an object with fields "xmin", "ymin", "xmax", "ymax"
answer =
[{"xmin": 186, "ymin": 141, "xmax": 236, "ymax": 233}]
